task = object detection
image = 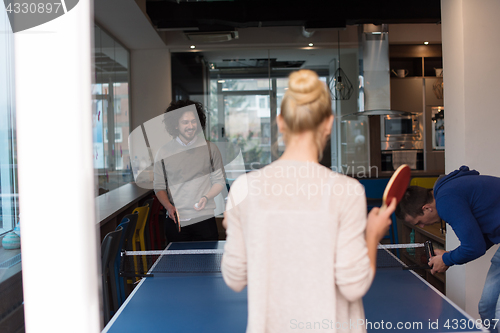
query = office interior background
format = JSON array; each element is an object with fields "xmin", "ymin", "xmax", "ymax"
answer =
[{"xmin": 1, "ymin": 0, "xmax": 500, "ymax": 331}]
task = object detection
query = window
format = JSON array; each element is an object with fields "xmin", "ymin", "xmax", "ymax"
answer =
[
  {"xmin": 93, "ymin": 25, "xmax": 132, "ymax": 193},
  {"xmin": 104, "ymin": 127, "xmax": 123, "ymax": 143},
  {"xmin": 115, "ymin": 127, "xmax": 123, "ymax": 143},
  {"xmin": 209, "ymin": 76, "xmax": 329, "ymax": 169},
  {"xmin": 258, "ymin": 96, "xmax": 268, "ymax": 109},
  {"xmin": 0, "ymin": 6, "xmax": 18, "ymax": 234}
]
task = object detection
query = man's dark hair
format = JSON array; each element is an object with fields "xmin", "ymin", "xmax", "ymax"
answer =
[
  {"xmin": 395, "ymin": 186, "xmax": 434, "ymax": 220},
  {"xmin": 164, "ymin": 100, "xmax": 206, "ymax": 137}
]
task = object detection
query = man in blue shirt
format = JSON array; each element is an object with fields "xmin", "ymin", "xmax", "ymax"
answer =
[{"xmin": 396, "ymin": 166, "xmax": 500, "ymax": 329}]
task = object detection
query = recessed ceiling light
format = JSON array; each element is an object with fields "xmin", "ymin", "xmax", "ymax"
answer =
[
  {"xmin": 308, "ymin": 43, "xmax": 314, "ymax": 47},
  {"xmin": 424, "ymin": 41, "xmax": 429, "ymax": 45},
  {"xmin": 190, "ymin": 45, "xmax": 196, "ymax": 49}
]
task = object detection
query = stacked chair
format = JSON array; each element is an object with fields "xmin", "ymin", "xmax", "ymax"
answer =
[
  {"xmin": 102, "ymin": 197, "xmax": 165, "ymax": 324},
  {"xmin": 114, "ymin": 213, "xmax": 138, "ymax": 307},
  {"xmin": 101, "ymin": 226, "xmax": 123, "ymax": 324},
  {"xmin": 131, "ymin": 205, "xmax": 150, "ymax": 276}
]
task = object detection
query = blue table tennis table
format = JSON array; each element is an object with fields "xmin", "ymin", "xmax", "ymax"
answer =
[{"xmin": 103, "ymin": 241, "xmax": 487, "ymax": 333}]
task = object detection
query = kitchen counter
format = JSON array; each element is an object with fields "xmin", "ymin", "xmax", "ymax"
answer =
[
  {"xmin": 357, "ymin": 170, "xmax": 444, "ymax": 179},
  {"xmin": 379, "ymin": 170, "xmax": 444, "ymax": 178}
]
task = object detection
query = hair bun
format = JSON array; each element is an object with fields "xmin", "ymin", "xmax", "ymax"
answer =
[{"xmin": 287, "ymin": 70, "xmax": 324, "ymax": 105}]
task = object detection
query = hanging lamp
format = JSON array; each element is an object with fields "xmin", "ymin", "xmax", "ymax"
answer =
[{"xmin": 330, "ymin": 31, "xmax": 353, "ymax": 100}]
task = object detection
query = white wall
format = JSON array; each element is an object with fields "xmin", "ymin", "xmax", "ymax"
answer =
[
  {"xmin": 442, "ymin": 0, "xmax": 500, "ymax": 319},
  {"xmin": 130, "ymin": 49, "xmax": 172, "ymax": 131}
]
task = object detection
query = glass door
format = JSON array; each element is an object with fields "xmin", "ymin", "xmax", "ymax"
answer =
[{"xmin": 215, "ymin": 79, "xmax": 272, "ymax": 170}]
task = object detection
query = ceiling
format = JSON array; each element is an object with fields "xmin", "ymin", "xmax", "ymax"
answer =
[{"xmin": 146, "ymin": 0, "xmax": 441, "ymax": 32}]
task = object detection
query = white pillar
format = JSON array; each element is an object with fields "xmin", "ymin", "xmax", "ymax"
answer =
[
  {"xmin": 15, "ymin": 1, "xmax": 100, "ymax": 332},
  {"xmin": 442, "ymin": 0, "xmax": 500, "ymax": 319}
]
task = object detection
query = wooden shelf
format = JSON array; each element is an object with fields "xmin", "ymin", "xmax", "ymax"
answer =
[
  {"xmin": 403, "ymin": 220, "xmax": 445, "ymax": 244},
  {"xmin": 389, "ymin": 45, "xmax": 443, "ymax": 78}
]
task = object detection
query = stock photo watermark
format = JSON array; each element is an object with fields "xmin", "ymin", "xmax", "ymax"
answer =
[
  {"xmin": 247, "ymin": 161, "xmax": 379, "ymax": 179},
  {"xmin": 290, "ymin": 318, "xmax": 498, "ymax": 331},
  {"xmin": 4, "ymin": 0, "xmax": 79, "ymax": 32}
]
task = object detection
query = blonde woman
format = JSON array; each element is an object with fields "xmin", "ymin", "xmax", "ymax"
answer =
[{"xmin": 221, "ymin": 69, "xmax": 396, "ymax": 333}]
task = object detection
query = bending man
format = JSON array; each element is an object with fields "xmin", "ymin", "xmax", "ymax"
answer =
[{"xmin": 396, "ymin": 166, "xmax": 500, "ymax": 328}]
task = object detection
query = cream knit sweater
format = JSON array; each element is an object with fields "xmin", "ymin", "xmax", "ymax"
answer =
[{"xmin": 222, "ymin": 160, "xmax": 373, "ymax": 333}]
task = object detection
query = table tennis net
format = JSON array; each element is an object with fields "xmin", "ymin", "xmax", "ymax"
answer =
[
  {"xmin": 120, "ymin": 249, "xmax": 224, "ymax": 276},
  {"xmin": 119, "ymin": 244, "xmax": 430, "ymax": 277},
  {"xmin": 376, "ymin": 243, "xmax": 429, "ymax": 269}
]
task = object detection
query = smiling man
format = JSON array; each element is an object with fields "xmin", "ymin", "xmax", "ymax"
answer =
[
  {"xmin": 154, "ymin": 100, "xmax": 226, "ymax": 242},
  {"xmin": 396, "ymin": 166, "xmax": 500, "ymax": 329}
]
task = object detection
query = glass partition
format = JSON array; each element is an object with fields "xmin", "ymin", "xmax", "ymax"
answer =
[
  {"xmin": 171, "ymin": 43, "xmax": 363, "ymax": 176},
  {"xmin": 93, "ymin": 25, "xmax": 132, "ymax": 195}
]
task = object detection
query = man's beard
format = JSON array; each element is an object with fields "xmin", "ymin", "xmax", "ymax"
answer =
[{"xmin": 180, "ymin": 129, "xmax": 196, "ymax": 142}]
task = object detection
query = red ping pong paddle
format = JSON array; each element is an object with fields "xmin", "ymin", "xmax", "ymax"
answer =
[{"xmin": 381, "ymin": 164, "xmax": 411, "ymax": 211}]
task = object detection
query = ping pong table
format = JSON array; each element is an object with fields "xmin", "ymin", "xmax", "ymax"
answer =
[{"xmin": 103, "ymin": 241, "xmax": 487, "ymax": 333}]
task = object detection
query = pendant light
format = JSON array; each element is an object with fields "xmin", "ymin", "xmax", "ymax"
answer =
[{"xmin": 331, "ymin": 31, "xmax": 353, "ymax": 100}]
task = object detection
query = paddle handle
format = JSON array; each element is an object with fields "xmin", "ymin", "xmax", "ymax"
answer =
[{"xmin": 380, "ymin": 197, "xmax": 395, "ymax": 212}]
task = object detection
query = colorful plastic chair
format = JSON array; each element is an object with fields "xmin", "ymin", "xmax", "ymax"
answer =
[
  {"xmin": 101, "ymin": 226, "xmax": 123, "ymax": 324},
  {"xmin": 122, "ymin": 213, "xmax": 139, "ymax": 252},
  {"xmin": 118, "ymin": 213, "xmax": 139, "ymax": 294},
  {"xmin": 410, "ymin": 177, "xmax": 438, "ymax": 189},
  {"xmin": 131, "ymin": 205, "xmax": 150, "ymax": 275},
  {"xmin": 113, "ymin": 217, "xmax": 131, "ymax": 307}
]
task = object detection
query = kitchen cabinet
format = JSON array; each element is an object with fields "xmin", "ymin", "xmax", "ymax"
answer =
[
  {"xmin": 388, "ymin": 44, "xmax": 445, "ymax": 174},
  {"xmin": 397, "ymin": 217, "xmax": 446, "ymax": 293},
  {"xmin": 390, "ymin": 77, "xmax": 423, "ymax": 114},
  {"xmin": 367, "ymin": 44, "xmax": 445, "ymax": 175}
]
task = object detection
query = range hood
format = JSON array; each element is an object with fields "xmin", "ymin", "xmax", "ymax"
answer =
[{"xmin": 342, "ymin": 24, "xmax": 414, "ymax": 119}]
